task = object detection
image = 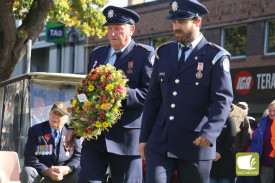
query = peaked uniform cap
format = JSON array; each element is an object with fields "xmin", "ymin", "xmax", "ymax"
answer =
[
  {"xmin": 103, "ymin": 6, "xmax": 140, "ymax": 26},
  {"xmin": 167, "ymin": 0, "xmax": 209, "ymax": 20},
  {"xmin": 50, "ymin": 102, "xmax": 69, "ymax": 116}
]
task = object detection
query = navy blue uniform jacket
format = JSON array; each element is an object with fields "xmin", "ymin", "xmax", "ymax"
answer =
[
  {"xmin": 140, "ymin": 37, "xmax": 233, "ymax": 160},
  {"xmin": 87, "ymin": 40, "xmax": 154, "ymax": 155},
  {"xmin": 24, "ymin": 121, "xmax": 81, "ymax": 175}
]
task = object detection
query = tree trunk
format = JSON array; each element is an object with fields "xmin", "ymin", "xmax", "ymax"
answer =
[{"xmin": 0, "ymin": 0, "xmax": 53, "ymax": 83}]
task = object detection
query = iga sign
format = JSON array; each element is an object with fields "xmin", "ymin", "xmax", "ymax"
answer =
[
  {"xmin": 234, "ymin": 70, "xmax": 253, "ymax": 94},
  {"xmin": 232, "ymin": 67, "xmax": 275, "ymax": 97}
]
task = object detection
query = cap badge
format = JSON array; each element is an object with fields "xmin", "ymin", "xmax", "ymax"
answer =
[
  {"xmin": 108, "ymin": 9, "xmax": 114, "ymax": 18},
  {"xmin": 172, "ymin": 1, "xmax": 178, "ymax": 11},
  {"xmin": 57, "ymin": 104, "xmax": 63, "ymax": 109}
]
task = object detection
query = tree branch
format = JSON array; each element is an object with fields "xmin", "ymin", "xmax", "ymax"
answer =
[
  {"xmin": 0, "ymin": 0, "xmax": 16, "ymax": 58},
  {"xmin": 13, "ymin": 0, "xmax": 53, "ymax": 62}
]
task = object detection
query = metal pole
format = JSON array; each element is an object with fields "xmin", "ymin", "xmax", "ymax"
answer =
[{"xmin": 25, "ymin": 39, "xmax": 32, "ymax": 73}]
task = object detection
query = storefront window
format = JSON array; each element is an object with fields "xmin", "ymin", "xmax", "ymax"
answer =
[
  {"xmin": 267, "ymin": 21, "xmax": 275, "ymax": 53},
  {"xmin": 222, "ymin": 25, "xmax": 247, "ymax": 57}
]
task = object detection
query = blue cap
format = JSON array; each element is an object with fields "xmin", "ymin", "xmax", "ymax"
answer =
[
  {"xmin": 103, "ymin": 6, "xmax": 140, "ymax": 26},
  {"xmin": 167, "ymin": 0, "xmax": 209, "ymax": 20}
]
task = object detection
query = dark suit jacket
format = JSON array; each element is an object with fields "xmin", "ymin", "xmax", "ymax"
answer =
[
  {"xmin": 86, "ymin": 39, "xmax": 154, "ymax": 155},
  {"xmin": 210, "ymin": 116, "xmax": 236, "ymax": 179},
  {"xmin": 24, "ymin": 121, "xmax": 81, "ymax": 175},
  {"xmin": 140, "ymin": 37, "xmax": 233, "ymax": 160}
]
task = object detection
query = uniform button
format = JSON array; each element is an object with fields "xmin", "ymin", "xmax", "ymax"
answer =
[
  {"xmin": 175, "ymin": 79, "xmax": 180, "ymax": 84},
  {"xmin": 173, "ymin": 91, "xmax": 177, "ymax": 96},
  {"xmin": 195, "ymin": 82, "xmax": 199, "ymax": 86},
  {"xmin": 169, "ymin": 116, "xmax": 174, "ymax": 121},
  {"xmin": 161, "ymin": 79, "xmax": 163, "ymax": 82},
  {"xmin": 171, "ymin": 104, "xmax": 175, "ymax": 108}
]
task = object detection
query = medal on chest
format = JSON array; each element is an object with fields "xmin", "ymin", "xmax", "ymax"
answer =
[
  {"xmin": 196, "ymin": 62, "xmax": 204, "ymax": 79},
  {"xmin": 127, "ymin": 61, "xmax": 134, "ymax": 74}
]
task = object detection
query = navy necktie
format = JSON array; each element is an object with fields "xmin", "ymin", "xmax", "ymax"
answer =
[
  {"xmin": 178, "ymin": 47, "xmax": 190, "ymax": 67},
  {"xmin": 54, "ymin": 130, "xmax": 60, "ymax": 157},
  {"xmin": 54, "ymin": 129, "xmax": 60, "ymax": 147},
  {"xmin": 110, "ymin": 51, "xmax": 122, "ymax": 66}
]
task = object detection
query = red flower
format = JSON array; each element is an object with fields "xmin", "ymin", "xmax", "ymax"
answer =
[{"xmin": 44, "ymin": 134, "xmax": 50, "ymax": 140}]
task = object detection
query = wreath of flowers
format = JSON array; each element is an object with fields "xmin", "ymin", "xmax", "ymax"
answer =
[{"xmin": 69, "ymin": 64, "xmax": 128, "ymax": 140}]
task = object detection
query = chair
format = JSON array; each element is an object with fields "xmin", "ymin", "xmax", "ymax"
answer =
[{"xmin": 0, "ymin": 151, "xmax": 20, "ymax": 182}]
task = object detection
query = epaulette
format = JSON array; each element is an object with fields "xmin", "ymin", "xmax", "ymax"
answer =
[
  {"xmin": 155, "ymin": 41, "xmax": 174, "ymax": 59},
  {"xmin": 209, "ymin": 42, "xmax": 231, "ymax": 65},
  {"xmin": 136, "ymin": 43, "xmax": 154, "ymax": 52},
  {"xmin": 92, "ymin": 45, "xmax": 107, "ymax": 52}
]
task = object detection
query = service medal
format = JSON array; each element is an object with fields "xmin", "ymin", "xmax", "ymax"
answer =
[
  {"xmin": 127, "ymin": 61, "xmax": 134, "ymax": 74},
  {"xmin": 66, "ymin": 151, "xmax": 70, "ymax": 156},
  {"xmin": 196, "ymin": 62, "xmax": 204, "ymax": 79},
  {"xmin": 49, "ymin": 145, "xmax": 53, "ymax": 155},
  {"xmin": 41, "ymin": 145, "xmax": 46, "ymax": 155},
  {"xmin": 35, "ymin": 146, "xmax": 39, "ymax": 155}
]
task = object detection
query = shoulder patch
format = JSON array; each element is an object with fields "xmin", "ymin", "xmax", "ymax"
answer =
[
  {"xmin": 223, "ymin": 58, "xmax": 230, "ymax": 72},
  {"xmin": 92, "ymin": 45, "xmax": 107, "ymax": 52},
  {"xmin": 209, "ymin": 42, "xmax": 231, "ymax": 65},
  {"xmin": 136, "ymin": 43, "xmax": 154, "ymax": 52},
  {"xmin": 155, "ymin": 41, "xmax": 174, "ymax": 59}
]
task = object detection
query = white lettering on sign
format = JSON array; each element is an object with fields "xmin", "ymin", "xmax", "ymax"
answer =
[
  {"xmin": 236, "ymin": 76, "xmax": 252, "ymax": 90},
  {"xmin": 50, "ymin": 29, "xmax": 63, "ymax": 37},
  {"xmin": 256, "ymin": 73, "xmax": 275, "ymax": 89}
]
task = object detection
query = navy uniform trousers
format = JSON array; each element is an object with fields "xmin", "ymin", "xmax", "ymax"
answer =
[
  {"xmin": 78, "ymin": 40, "xmax": 154, "ymax": 183},
  {"xmin": 140, "ymin": 37, "xmax": 233, "ymax": 183}
]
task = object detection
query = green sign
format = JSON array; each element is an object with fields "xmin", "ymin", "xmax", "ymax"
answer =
[
  {"xmin": 46, "ymin": 22, "xmax": 66, "ymax": 43},
  {"xmin": 236, "ymin": 152, "xmax": 259, "ymax": 176}
]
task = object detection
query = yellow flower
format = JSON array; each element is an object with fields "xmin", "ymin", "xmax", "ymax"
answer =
[
  {"xmin": 95, "ymin": 104, "xmax": 100, "ymax": 108},
  {"xmin": 88, "ymin": 85, "xmax": 94, "ymax": 92},
  {"xmin": 84, "ymin": 101, "xmax": 91, "ymax": 107},
  {"xmin": 110, "ymin": 99, "xmax": 115, "ymax": 103},
  {"xmin": 106, "ymin": 83, "xmax": 114, "ymax": 91},
  {"xmin": 102, "ymin": 122, "xmax": 108, "ymax": 128},
  {"xmin": 72, "ymin": 100, "xmax": 77, "ymax": 107},
  {"xmin": 112, "ymin": 108, "xmax": 117, "ymax": 112},
  {"xmin": 96, "ymin": 121, "xmax": 102, "ymax": 127},
  {"xmin": 101, "ymin": 103, "xmax": 108, "ymax": 110}
]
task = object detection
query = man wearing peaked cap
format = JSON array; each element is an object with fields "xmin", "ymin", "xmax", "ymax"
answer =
[
  {"xmin": 65, "ymin": 5, "xmax": 154, "ymax": 183},
  {"xmin": 20, "ymin": 102, "xmax": 81, "ymax": 183},
  {"xmin": 139, "ymin": 0, "xmax": 233, "ymax": 182}
]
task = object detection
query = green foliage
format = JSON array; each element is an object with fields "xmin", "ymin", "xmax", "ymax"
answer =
[
  {"xmin": 13, "ymin": 0, "xmax": 107, "ymax": 37},
  {"xmin": 268, "ymin": 21, "xmax": 275, "ymax": 53},
  {"xmin": 153, "ymin": 36, "xmax": 171, "ymax": 49},
  {"xmin": 224, "ymin": 25, "xmax": 247, "ymax": 57}
]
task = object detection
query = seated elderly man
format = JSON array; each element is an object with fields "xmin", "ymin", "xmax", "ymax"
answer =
[{"xmin": 20, "ymin": 102, "xmax": 81, "ymax": 183}]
